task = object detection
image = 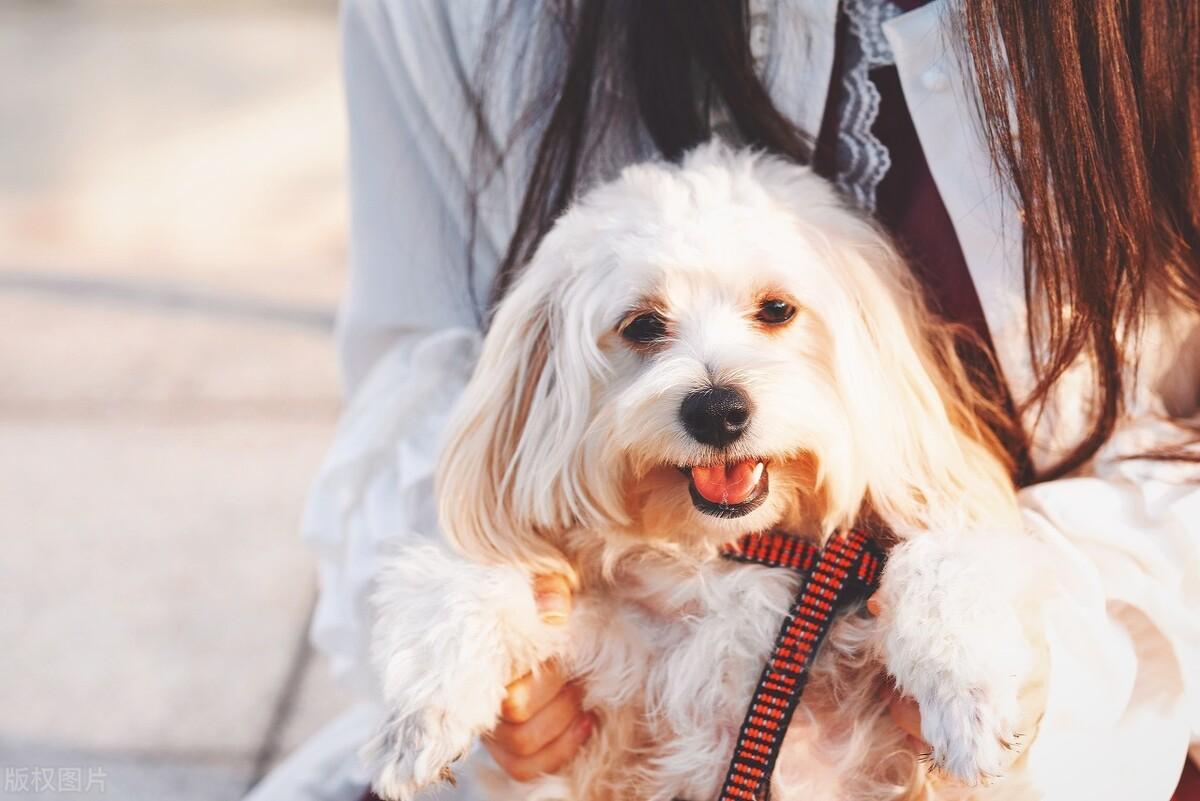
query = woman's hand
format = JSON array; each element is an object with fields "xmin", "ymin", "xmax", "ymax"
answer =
[
  {"xmin": 483, "ymin": 575, "xmax": 595, "ymax": 782},
  {"xmin": 881, "ymin": 684, "xmax": 926, "ymax": 747},
  {"xmin": 866, "ymin": 595, "xmax": 928, "ymax": 750}
]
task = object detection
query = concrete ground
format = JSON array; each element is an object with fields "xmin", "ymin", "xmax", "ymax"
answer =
[{"xmin": 1, "ymin": 1, "xmax": 351, "ymax": 798}]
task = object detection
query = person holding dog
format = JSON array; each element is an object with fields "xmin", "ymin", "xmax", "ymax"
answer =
[{"xmin": 246, "ymin": 1, "xmax": 1200, "ymax": 800}]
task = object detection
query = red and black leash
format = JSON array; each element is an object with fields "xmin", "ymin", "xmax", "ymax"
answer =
[{"xmin": 716, "ymin": 530, "xmax": 886, "ymax": 801}]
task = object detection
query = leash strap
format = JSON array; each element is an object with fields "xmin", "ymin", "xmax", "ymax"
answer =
[{"xmin": 716, "ymin": 530, "xmax": 885, "ymax": 801}]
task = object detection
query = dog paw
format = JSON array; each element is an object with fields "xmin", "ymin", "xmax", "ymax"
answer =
[
  {"xmin": 874, "ymin": 531, "xmax": 1037, "ymax": 785},
  {"xmin": 363, "ymin": 710, "xmax": 468, "ymax": 801},
  {"xmin": 364, "ymin": 548, "xmax": 571, "ymax": 799},
  {"xmin": 911, "ymin": 683, "xmax": 1020, "ymax": 785}
]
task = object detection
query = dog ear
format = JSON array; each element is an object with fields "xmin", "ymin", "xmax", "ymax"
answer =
[
  {"xmin": 436, "ymin": 260, "xmax": 613, "ymax": 575},
  {"xmin": 820, "ymin": 225, "xmax": 1019, "ymax": 534},
  {"xmin": 739, "ymin": 152, "xmax": 1016, "ymax": 533}
]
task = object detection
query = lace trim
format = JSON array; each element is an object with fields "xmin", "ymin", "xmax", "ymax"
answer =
[
  {"xmin": 710, "ymin": 0, "xmax": 902, "ymax": 213},
  {"xmin": 835, "ymin": 0, "xmax": 903, "ymax": 212}
]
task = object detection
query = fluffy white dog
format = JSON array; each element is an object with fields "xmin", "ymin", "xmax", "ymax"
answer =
[{"xmin": 365, "ymin": 145, "xmax": 1050, "ymax": 801}]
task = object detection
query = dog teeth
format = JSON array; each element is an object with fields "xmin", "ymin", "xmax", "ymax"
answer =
[{"xmin": 750, "ymin": 461, "xmax": 765, "ymax": 485}]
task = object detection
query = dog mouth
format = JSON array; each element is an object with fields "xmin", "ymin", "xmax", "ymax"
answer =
[{"xmin": 679, "ymin": 459, "xmax": 770, "ymax": 518}]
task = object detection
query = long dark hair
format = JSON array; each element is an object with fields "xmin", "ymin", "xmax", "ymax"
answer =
[{"xmin": 471, "ymin": 0, "xmax": 1200, "ymax": 482}]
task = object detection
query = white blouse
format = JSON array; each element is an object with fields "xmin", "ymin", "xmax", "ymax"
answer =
[{"xmin": 247, "ymin": 2, "xmax": 1200, "ymax": 799}]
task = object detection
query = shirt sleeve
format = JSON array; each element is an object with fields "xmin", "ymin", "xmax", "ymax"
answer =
[
  {"xmin": 301, "ymin": 0, "xmax": 501, "ymax": 696},
  {"xmin": 1016, "ymin": 411, "xmax": 1200, "ymax": 798}
]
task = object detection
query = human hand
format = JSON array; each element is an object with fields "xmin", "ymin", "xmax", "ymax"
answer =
[
  {"xmin": 483, "ymin": 575, "xmax": 595, "ymax": 782},
  {"xmin": 867, "ymin": 595, "xmax": 928, "ymax": 750}
]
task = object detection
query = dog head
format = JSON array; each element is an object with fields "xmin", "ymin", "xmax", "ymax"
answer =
[{"xmin": 438, "ymin": 145, "xmax": 1016, "ymax": 571}]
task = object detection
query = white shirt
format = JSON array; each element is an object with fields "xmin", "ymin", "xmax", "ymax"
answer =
[{"xmin": 247, "ymin": 2, "xmax": 1200, "ymax": 799}]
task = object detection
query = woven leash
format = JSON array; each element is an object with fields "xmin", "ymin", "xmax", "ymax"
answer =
[{"xmin": 715, "ymin": 530, "xmax": 885, "ymax": 801}]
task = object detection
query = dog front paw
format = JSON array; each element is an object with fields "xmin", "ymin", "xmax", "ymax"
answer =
[
  {"xmin": 363, "ymin": 710, "xmax": 468, "ymax": 801},
  {"xmin": 908, "ymin": 681, "xmax": 1019, "ymax": 784},
  {"xmin": 875, "ymin": 531, "xmax": 1040, "ymax": 785},
  {"xmin": 365, "ymin": 547, "xmax": 570, "ymax": 799}
]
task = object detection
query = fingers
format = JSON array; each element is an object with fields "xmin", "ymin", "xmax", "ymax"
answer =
[
  {"xmin": 866, "ymin": 594, "xmax": 883, "ymax": 617},
  {"xmin": 492, "ymin": 682, "xmax": 585, "ymax": 755},
  {"xmin": 878, "ymin": 681, "xmax": 927, "ymax": 750},
  {"xmin": 869, "ymin": 598, "xmax": 926, "ymax": 750},
  {"xmin": 490, "ymin": 571, "xmax": 583, "ymax": 790},
  {"xmin": 887, "ymin": 692, "xmax": 924, "ymax": 743},
  {"xmin": 532, "ymin": 574, "xmax": 572, "ymax": 625},
  {"xmin": 500, "ymin": 661, "xmax": 570, "ymax": 724},
  {"xmin": 485, "ymin": 707, "xmax": 596, "ymax": 783}
]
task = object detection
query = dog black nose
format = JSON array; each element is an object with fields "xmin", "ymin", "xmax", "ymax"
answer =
[{"xmin": 680, "ymin": 386, "xmax": 751, "ymax": 447}]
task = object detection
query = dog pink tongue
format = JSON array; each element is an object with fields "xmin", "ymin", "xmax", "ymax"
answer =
[{"xmin": 691, "ymin": 460, "xmax": 761, "ymax": 505}]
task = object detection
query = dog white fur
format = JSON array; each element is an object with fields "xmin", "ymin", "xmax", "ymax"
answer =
[{"xmin": 365, "ymin": 145, "xmax": 1051, "ymax": 801}]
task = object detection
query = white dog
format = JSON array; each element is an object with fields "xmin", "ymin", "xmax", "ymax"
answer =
[{"xmin": 365, "ymin": 145, "xmax": 1050, "ymax": 801}]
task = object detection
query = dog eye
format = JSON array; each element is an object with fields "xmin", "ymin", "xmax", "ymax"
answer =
[
  {"xmin": 756, "ymin": 299, "xmax": 797, "ymax": 325},
  {"xmin": 621, "ymin": 312, "xmax": 668, "ymax": 344}
]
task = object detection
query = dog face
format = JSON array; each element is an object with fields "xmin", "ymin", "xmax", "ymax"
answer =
[
  {"xmin": 590, "ymin": 211, "xmax": 858, "ymax": 545},
  {"xmin": 439, "ymin": 145, "xmax": 1015, "ymax": 569}
]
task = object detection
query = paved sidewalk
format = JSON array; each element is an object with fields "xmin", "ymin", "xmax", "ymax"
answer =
[{"xmin": 1, "ymin": 2, "xmax": 351, "ymax": 798}]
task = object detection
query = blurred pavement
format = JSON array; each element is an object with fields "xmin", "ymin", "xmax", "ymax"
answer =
[{"xmin": 0, "ymin": 1, "xmax": 351, "ymax": 798}]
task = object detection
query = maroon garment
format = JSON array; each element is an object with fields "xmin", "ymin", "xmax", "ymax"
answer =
[
  {"xmin": 1177, "ymin": 760, "xmax": 1200, "ymax": 801},
  {"xmin": 871, "ymin": 64, "xmax": 992, "ymax": 349},
  {"xmin": 873, "ymin": 0, "xmax": 991, "ymax": 351},
  {"xmin": 810, "ymin": 4, "xmax": 984, "ymax": 349},
  {"xmin": 815, "ymin": 0, "xmax": 990, "ymax": 342}
]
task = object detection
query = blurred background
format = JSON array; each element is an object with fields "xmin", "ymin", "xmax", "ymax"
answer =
[{"xmin": 0, "ymin": 0, "xmax": 349, "ymax": 798}]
